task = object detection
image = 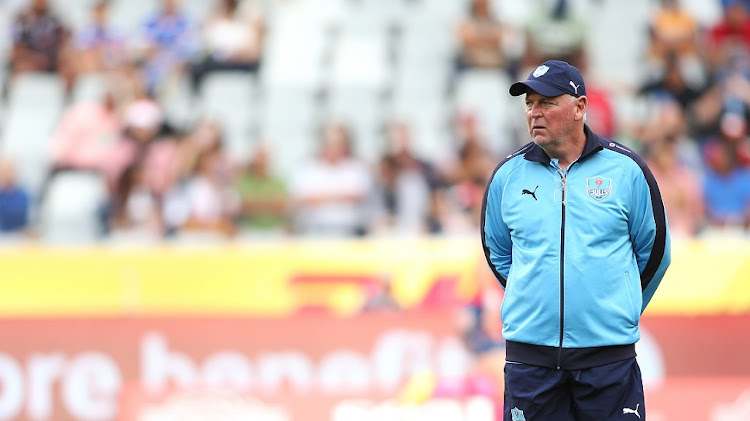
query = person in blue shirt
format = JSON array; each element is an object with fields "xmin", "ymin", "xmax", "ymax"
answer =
[
  {"xmin": 138, "ymin": 0, "xmax": 198, "ymax": 94},
  {"xmin": 481, "ymin": 60, "xmax": 671, "ymax": 420},
  {"xmin": 702, "ymin": 138, "xmax": 750, "ymax": 229},
  {"xmin": 0, "ymin": 158, "xmax": 30, "ymax": 234}
]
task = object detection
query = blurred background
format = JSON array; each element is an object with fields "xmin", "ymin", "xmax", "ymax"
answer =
[{"xmin": 0, "ymin": 0, "xmax": 748, "ymax": 419}]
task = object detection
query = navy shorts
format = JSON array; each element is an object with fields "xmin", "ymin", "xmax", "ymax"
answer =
[{"xmin": 504, "ymin": 357, "xmax": 645, "ymax": 421}]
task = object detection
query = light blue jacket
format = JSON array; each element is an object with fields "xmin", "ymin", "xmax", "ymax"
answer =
[{"xmin": 481, "ymin": 126, "xmax": 671, "ymax": 369}]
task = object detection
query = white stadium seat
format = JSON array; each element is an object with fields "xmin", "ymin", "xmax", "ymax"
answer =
[
  {"xmin": 38, "ymin": 171, "xmax": 107, "ymax": 245},
  {"xmin": 452, "ymin": 69, "xmax": 516, "ymax": 156},
  {"xmin": 199, "ymin": 71, "xmax": 258, "ymax": 161},
  {"xmin": 1, "ymin": 73, "xmax": 65, "ymax": 194}
]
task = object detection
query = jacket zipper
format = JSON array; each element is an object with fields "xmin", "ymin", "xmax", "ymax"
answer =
[{"xmin": 556, "ymin": 168, "xmax": 568, "ymax": 370}]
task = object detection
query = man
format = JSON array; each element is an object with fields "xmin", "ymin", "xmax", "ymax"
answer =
[
  {"xmin": 9, "ymin": 0, "xmax": 73, "ymax": 90},
  {"xmin": 481, "ymin": 60, "xmax": 671, "ymax": 420}
]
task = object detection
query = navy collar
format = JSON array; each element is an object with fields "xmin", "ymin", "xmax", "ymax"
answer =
[{"xmin": 523, "ymin": 124, "xmax": 604, "ymax": 164}]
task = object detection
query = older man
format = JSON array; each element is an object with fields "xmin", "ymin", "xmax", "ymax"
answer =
[{"xmin": 481, "ymin": 60, "xmax": 671, "ymax": 420}]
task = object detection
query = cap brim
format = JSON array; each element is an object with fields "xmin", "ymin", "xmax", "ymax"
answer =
[{"xmin": 509, "ymin": 80, "xmax": 567, "ymax": 97}]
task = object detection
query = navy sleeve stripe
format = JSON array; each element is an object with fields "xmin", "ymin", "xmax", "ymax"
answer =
[
  {"xmin": 603, "ymin": 140, "xmax": 668, "ymax": 291},
  {"xmin": 480, "ymin": 142, "xmax": 534, "ymax": 288}
]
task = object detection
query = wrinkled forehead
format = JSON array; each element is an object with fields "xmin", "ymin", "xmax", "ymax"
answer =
[{"xmin": 524, "ymin": 91, "xmax": 570, "ymax": 101}]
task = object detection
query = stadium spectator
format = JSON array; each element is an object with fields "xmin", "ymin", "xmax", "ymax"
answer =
[
  {"xmin": 189, "ymin": 0, "xmax": 265, "ymax": 93},
  {"xmin": 146, "ymin": 117, "xmax": 240, "ymax": 238},
  {"xmin": 101, "ymin": 96, "xmax": 166, "ymax": 194},
  {"xmin": 72, "ymin": 0, "xmax": 127, "ymax": 75},
  {"xmin": 439, "ymin": 114, "xmax": 496, "ymax": 232},
  {"xmin": 8, "ymin": 0, "xmax": 74, "ymax": 92},
  {"xmin": 48, "ymin": 84, "xmax": 122, "ymax": 173},
  {"xmin": 643, "ymin": 102, "xmax": 706, "ymax": 237},
  {"xmin": 647, "ymin": 0, "xmax": 701, "ymax": 66},
  {"xmin": 289, "ymin": 121, "xmax": 375, "ymax": 237},
  {"xmin": 690, "ymin": 49, "xmax": 750, "ymax": 142},
  {"xmin": 705, "ymin": 0, "xmax": 750, "ymax": 71},
  {"xmin": 134, "ymin": 0, "xmax": 198, "ymax": 94},
  {"xmin": 178, "ymin": 144, "xmax": 240, "ymax": 237},
  {"xmin": 156, "ymin": 118, "xmax": 234, "ymax": 237},
  {"xmin": 639, "ymin": 51, "xmax": 708, "ymax": 115},
  {"xmin": 235, "ymin": 144, "xmax": 289, "ymax": 236},
  {"xmin": 0, "ymin": 157, "xmax": 30, "ymax": 234},
  {"xmin": 454, "ymin": 0, "xmax": 515, "ymax": 76},
  {"xmin": 521, "ymin": 0, "xmax": 588, "ymax": 70},
  {"xmin": 108, "ymin": 163, "xmax": 164, "ymax": 241},
  {"xmin": 702, "ymin": 138, "xmax": 750, "ymax": 230},
  {"xmin": 373, "ymin": 121, "xmax": 441, "ymax": 235}
]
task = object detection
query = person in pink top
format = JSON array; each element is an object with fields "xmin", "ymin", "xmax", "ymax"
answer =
[
  {"xmin": 49, "ymin": 88, "xmax": 121, "ymax": 172},
  {"xmin": 101, "ymin": 97, "xmax": 165, "ymax": 192}
]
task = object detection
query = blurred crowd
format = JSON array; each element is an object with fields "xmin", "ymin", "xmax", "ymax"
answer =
[{"xmin": 1, "ymin": 0, "xmax": 750, "ymax": 244}]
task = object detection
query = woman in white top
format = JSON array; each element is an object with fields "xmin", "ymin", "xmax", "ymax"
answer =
[
  {"xmin": 189, "ymin": 0, "xmax": 264, "ymax": 93},
  {"xmin": 289, "ymin": 122, "xmax": 376, "ymax": 237}
]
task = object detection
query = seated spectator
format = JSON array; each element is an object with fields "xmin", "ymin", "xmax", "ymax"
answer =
[
  {"xmin": 639, "ymin": 51, "xmax": 708, "ymax": 113},
  {"xmin": 235, "ymin": 144, "xmax": 288, "ymax": 236},
  {"xmin": 691, "ymin": 49, "xmax": 750, "ymax": 142},
  {"xmin": 643, "ymin": 102, "xmax": 706, "ymax": 237},
  {"xmin": 521, "ymin": 0, "xmax": 587, "ymax": 70},
  {"xmin": 373, "ymin": 121, "xmax": 441, "ymax": 235},
  {"xmin": 102, "ymin": 97, "xmax": 166, "ymax": 192},
  {"xmin": 455, "ymin": 0, "xmax": 514, "ymax": 75},
  {"xmin": 190, "ymin": 0, "xmax": 265, "ymax": 93},
  {"xmin": 165, "ymin": 118, "xmax": 225, "ymax": 185},
  {"xmin": 179, "ymin": 146, "xmax": 239, "ymax": 237},
  {"xmin": 289, "ymin": 122, "xmax": 375, "ymax": 237},
  {"xmin": 0, "ymin": 157, "xmax": 31, "ymax": 234},
  {"xmin": 109, "ymin": 163, "xmax": 164, "ymax": 241},
  {"xmin": 642, "ymin": 0, "xmax": 707, "ymax": 100},
  {"xmin": 705, "ymin": 0, "xmax": 750, "ymax": 71},
  {"xmin": 702, "ymin": 136, "xmax": 750, "ymax": 229},
  {"xmin": 647, "ymin": 0, "xmax": 700, "ymax": 64},
  {"xmin": 438, "ymin": 114, "xmax": 496, "ymax": 232},
  {"xmin": 8, "ymin": 0, "xmax": 73, "ymax": 92},
  {"xmin": 160, "ymin": 118, "xmax": 237, "ymax": 235},
  {"xmin": 134, "ymin": 0, "xmax": 198, "ymax": 94},
  {"xmin": 73, "ymin": 0, "xmax": 127, "ymax": 75},
  {"xmin": 100, "ymin": 95, "xmax": 194, "ymax": 234},
  {"xmin": 0, "ymin": 157, "xmax": 30, "ymax": 234},
  {"xmin": 49, "ymin": 84, "xmax": 122, "ymax": 173}
]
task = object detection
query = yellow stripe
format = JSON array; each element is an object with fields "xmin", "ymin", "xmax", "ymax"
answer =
[
  {"xmin": 0, "ymin": 237, "xmax": 479, "ymax": 317},
  {"xmin": 0, "ymin": 237, "xmax": 747, "ymax": 317}
]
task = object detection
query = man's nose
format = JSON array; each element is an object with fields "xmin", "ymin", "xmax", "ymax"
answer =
[{"xmin": 528, "ymin": 104, "xmax": 543, "ymax": 117}]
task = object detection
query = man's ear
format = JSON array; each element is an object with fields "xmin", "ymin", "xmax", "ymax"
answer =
[{"xmin": 575, "ymin": 96, "xmax": 588, "ymax": 121}]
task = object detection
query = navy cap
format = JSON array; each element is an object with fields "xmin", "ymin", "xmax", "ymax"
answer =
[{"xmin": 509, "ymin": 60, "xmax": 586, "ymax": 98}]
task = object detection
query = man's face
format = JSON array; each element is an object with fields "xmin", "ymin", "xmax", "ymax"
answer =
[{"xmin": 524, "ymin": 91, "xmax": 580, "ymax": 148}]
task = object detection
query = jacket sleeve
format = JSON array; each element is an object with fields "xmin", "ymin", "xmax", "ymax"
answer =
[
  {"xmin": 628, "ymin": 164, "xmax": 671, "ymax": 312},
  {"xmin": 481, "ymin": 172, "xmax": 513, "ymax": 289}
]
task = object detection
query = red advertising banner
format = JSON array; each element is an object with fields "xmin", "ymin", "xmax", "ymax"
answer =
[{"xmin": 0, "ymin": 313, "xmax": 747, "ymax": 421}]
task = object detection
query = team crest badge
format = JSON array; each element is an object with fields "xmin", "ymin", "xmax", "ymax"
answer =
[
  {"xmin": 532, "ymin": 65, "xmax": 549, "ymax": 78},
  {"xmin": 511, "ymin": 407, "xmax": 526, "ymax": 420},
  {"xmin": 586, "ymin": 176, "xmax": 612, "ymax": 202}
]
